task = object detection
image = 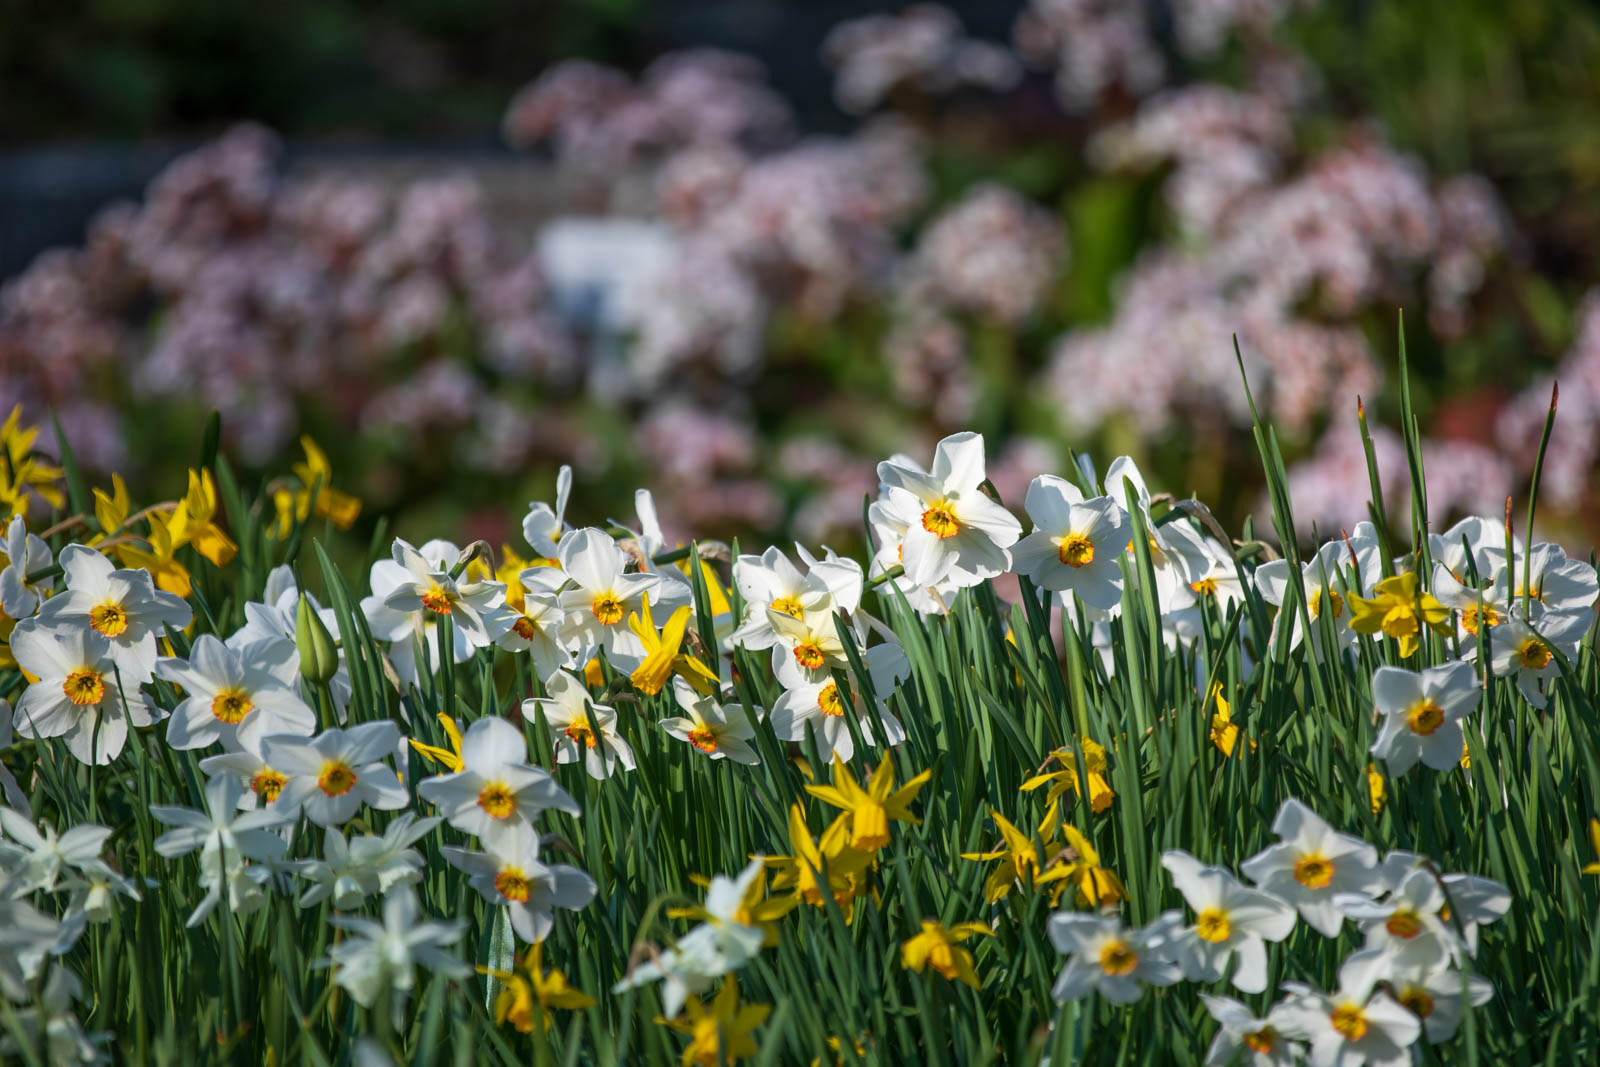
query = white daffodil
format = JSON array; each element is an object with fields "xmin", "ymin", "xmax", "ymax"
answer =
[
  {"xmin": 1428, "ymin": 515, "xmax": 1511, "ymax": 587},
  {"xmin": 260, "ymin": 721, "xmax": 409, "ymax": 827},
  {"xmin": 197, "ymin": 711, "xmax": 295, "ymax": 812},
  {"xmin": 0, "ymin": 516, "xmax": 53, "ymax": 618},
  {"xmin": 530, "ymin": 669, "xmax": 635, "ymax": 779},
  {"xmin": 1160, "ymin": 850, "xmax": 1297, "ymax": 994},
  {"xmin": 0, "ymin": 808, "xmax": 111, "ymax": 895},
  {"xmin": 1239, "ymin": 798, "xmax": 1382, "ymax": 937},
  {"xmin": 441, "ymin": 821, "xmax": 596, "ymax": 944},
  {"xmin": 327, "ymin": 886, "xmax": 469, "ymax": 1018},
  {"xmin": 8, "ymin": 619, "xmax": 154, "ymax": 765},
  {"xmin": 1102, "ymin": 455, "xmax": 1212, "ymax": 611},
  {"xmin": 1377, "ymin": 851, "xmax": 1509, "ymax": 956},
  {"xmin": 1488, "ymin": 541, "xmax": 1599, "ymax": 620},
  {"xmin": 381, "ymin": 538, "xmax": 509, "ymax": 647},
  {"xmin": 1011, "ymin": 475, "xmax": 1131, "ymax": 610},
  {"xmin": 416, "ymin": 715, "xmax": 579, "ymax": 838},
  {"xmin": 1199, "ymin": 993, "xmax": 1303, "ymax": 1067},
  {"xmin": 1276, "ymin": 948, "xmax": 1421, "ymax": 1067},
  {"xmin": 1384, "ymin": 958, "xmax": 1494, "ymax": 1044},
  {"xmin": 361, "ymin": 545, "xmax": 481, "ymax": 686},
  {"xmin": 660, "ymin": 676, "xmax": 760, "ymax": 765},
  {"xmin": 228, "ymin": 565, "xmax": 352, "ymax": 709},
  {"xmin": 1336, "ymin": 868, "xmax": 1463, "ymax": 969},
  {"xmin": 555, "ymin": 527, "xmax": 661, "ymax": 664},
  {"xmin": 155, "ymin": 634, "xmax": 316, "ymax": 751},
  {"xmin": 1369, "ymin": 661, "xmax": 1479, "ymax": 774},
  {"xmin": 1047, "ymin": 912, "xmax": 1184, "ymax": 1004},
  {"xmin": 866, "ymin": 492, "xmax": 967, "ymax": 616},
  {"xmin": 0, "ymin": 888, "xmax": 80, "ymax": 1001},
  {"xmin": 1256, "ymin": 525, "xmax": 1380, "ymax": 653},
  {"xmin": 63, "ymin": 860, "xmax": 143, "ymax": 925},
  {"xmin": 1488, "ymin": 612, "xmax": 1587, "ymax": 709},
  {"xmin": 522, "ymin": 464, "xmax": 573, "ymax": 558},
  {"xmin": 769, "ymin": 642, "xmax": 909, "ymax": 762},
  {"xmin": 151, "ymin": 775, "xmax": 291, "ymax": 927},
  {"xmin": 493, "ymin": 566, "xmax": 572, "ymax": 681},
  {"xmin": 291, "ymin": 814, "xmax": 440, "ymax": 910},
  {"xmin": 36, "ymin": 544, "xmax": 191, "ymax": 681},
  {"xmin": 875, "ymin": 432, "xmax": 1022, "ymax": 589},
  {"xmin": 765, "ymin": 593, "xmax": 854, "ymax": 677},
  {"xmin": 0, "ymin": 965, "xmax": 109, "ymax": 1065},
  {"xmin": 1432, "ymin": 566, "xmax": 1517, "ymax": 649},
  {"xmin": 729, "ymin": 545, "xmax": 863, "ymax": 651},
  {"xmin": 609, "ymin": 488, "xmax": 696, "ymax": 613}
]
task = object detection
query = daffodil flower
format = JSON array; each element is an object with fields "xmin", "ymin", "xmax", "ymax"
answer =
[
  {"xmin": 483, "ymin": 941, "xmax": 595, "ymax": 1033},
  {"xmin": 170, "ymin": 468, "xmax": 237, "ymax": 568},
  {"xmin": 1382, "ymin": 957, "xmax": 1494, "ymax": 1045},
  {"xmin": 0, "ymin": 405, "xmax": 66, "ymax": 517},
  {"xmin": 150, "ymin": 775, "xmax": 291, "ymax": 927},
  {"xmin": 1335, "ymin": 868, "xmax": 1463, "ymax": 970},
  {"xmin": 729, "ymin": 545, "xmax": 862, "ymax": 651},
  {"xmin": 769, "ymin": 642, "xmax": 908, "ymax": 762},
  {"xmin": 669, "ymin": 856, "xmax": 797, "ymax": 948},
  {"xmin": 289, "ymin": 813, "xmax": 440, "ymax": 909},
  {"xmin": 804, "ymin": 754, "xmax": 931, "ymax": 851},
  {"xmin": 1274, "ymin": 948, "xmax": 1422, "ymax": 1066},
  {"xmin": 155, "ymin": 633, "xmax": 316, "ymax": 751},
  {"xmin": 529, "ymin": 669, "xmax": 635, "ymax": 779},
  {"xmin": 1584, "ymin": 818, "xmax": 1600, "ymax": 876},
  {"xmin": 1046, "ymin": 912, "xmax": 1184, "ymax": 1004},
  {"xmin": 657, "ymin": 976, "xmax": 770, "ymax": 1066},
  {"xmin": 259, "ymin": 721, "xmax": 409, "ymax": 827},
  {"xmin": 1487, "ymin": 613, "xmax": 1586, "ymax": 709},
  {"xmin": 766, "ymin": 804, "xmax": 873, "ymax": 917},
  {"xmin": 901, "ymin": 919, "xmax": 992, "ymax": 988},
  {"xmin": 1256, "ymin": 523, "xmax": 1380, "ymax": 653},
  {"xmin": 555, "ymin": 527, "xmax": 661, "ymax": 665},
  {"xmin": 1239, "ymin": 798, "xmax": 1382, "ymax": 937},
  {"xmin": 1376, "ymin": 851, "xmax": 1509, "ymax": 956},
  {"xmin": 0, "ymin": 516, "xmax": 53, "ymax": 618},
  {"xmin": 272, "ymin": 436, "xmax": 361, "ymax": 537},
  {"xmin": 416, "ymin": 715, "xmax": 578, "ymax": 836},
  {"xmin": 1369, "ymin": 661, "xmax": 1479, "ymax": 774},
  {"xmin": 116, "ymin": 510, "xmax": 193, "ymax": 599},
  {"xmin": 628, "ymin": 594, "xmax": 720, "ymax": 697},
  {"xmin": 521, "ymin": 464, "xmax": 573, "ymax": 559},
  {"xmin": 326, "ymin": 886, "xmax": 470, "ymax": 1017},
  {"xmin": 1347, "ymin": 572, "xmax": 1451, "ymax": 657},
  {"xmin": 1022, "ymin": 739, "xmax": 1116, "ymax": 814},
  {"xmin": 37, "ymin": 544, "xmax": 191, "ymax": 682},
  {"xmin": 1206, "ymin": 685, "xmax": 1256, "ymax": 759},
  {"xmin": 381, "ymin": 537, "xmax": 508, "ymax": 647},
  {"xmin": 1161, "ymin": 849, "xmax": 1297, "ymax": 993},
  {"xmin": 660, "ymin": 677, "xmax": 760, "ymax": 764},
  {"xmin": 9, "ymin": 618, "xmax": 156, "ymax": 765},
  {"xmin": 961, "ymin": 807, "xmax": 1053, "ymax": 903},
  {"xmin": 0, "ymin": 809, "xmax": 112, "ymax": 895},
  {"xmin": 1011, "ymin": 475, "xmax": 1131, "ymax": 609},
  {"xmin": 442, "ymin": 821, "xmax": 596, "ymax": 943},
  {"xmin": 874, "ymin": 431, "xmax": 1022, "ymax": 589},
  {"xmin": 1200, "ymin": 993, "xmax": 1304, "ymax": 1066}
]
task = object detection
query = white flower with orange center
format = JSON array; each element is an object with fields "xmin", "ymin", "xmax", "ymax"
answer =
[
  {"xmin": 150, "ymin": 775, "xmax": 291, "ymax": 927},
  {"xmin": 554, "ymin": 528, "xmax": 662, "ymax": 665},
  {"xmin": 1200, "ymin": 994, "xmax": 1304, "ymax": 1067},
  {"xmin": 416, "ymin": 715, "xmax": 578, "ymax": 838},
  {"xmin": 380, "ymin": 538, "xmax": 508, "ymax": 646},
  {"xmin": 361, "ymin": 543, "xmax": 487, "ymax": 686},
  {"xmin": 1275, "ymin": 948, "xmax": 1421, "ymax": 1067},
  {"xmin": 1046, "ymin": 912, "xmax": 1183, "ymax": 1004},
  {"xmin": 1101, "ymin": 455, "xmax": 1213, "ymax": 611},
  {"xmin": 1368, "ymin": 661, "xmax": 1479, "ymax": 774},
  {"xmin": 492, "ymin": 566, "xmax": 571, "ymax": 681},
  {"xmin": 198, "ymin": 711, "xmax": 295, "ymax": 813},
  {"xmin": 1485, "ymin": 541, "xmax": 1599, "ymax": 620},
  {"xmin": 874, "ymin": 432, "xmax": 1022, "ymax": 590},
  {"xmin": 1239, "ymin": 799, "xmax": 1382, "ymax": 937},
  {"xmin": 765, "ymin": 597, "xmax": 852, "ymax": 676},
  {"xmin": 1432, "ymin": 566, "xmax": 1515, "ymax": 648},
  {"xmin": 36, "ymin": 544, "xmax": 192, "ymax": 682},
  {"xmin": 1160, "ymin": 850, "xmax": 1297, "ymax": 994},
  {"xmin": 769, "ymin": 643, "xmax": 908, "ymax": 762},
  {"xmin": 1011, "ymin": 474, "xmax": 1131, "ymax": 610},
  {"xmin": 155, "ymin": 634, "xmax": 316, "ymax": 751},
  {"xmin": 660, "ymin": 676, "xmax": 760, "ymax": 765},
  {"xmin": 1488, "ymin": 613, "xmax": 1587, "ymax": 709},
  {"xmin": 529, "ymin": 669, "xmax": 635, "ymax": 779},
  {"xmin": 1336, "ymin": 869, "xmax": 1464, "ymax": 970},
  {"xmin": 729, "ymin": 545, "xmax": 863, "ymax": 651},
  {"xmin": 8, "ymin": 619, "xmax": 155, "ymax": 765},
  {"xmin": 1377, "ymin": 850, "xmax": 1509, "ymax": 957},
  {"xmin": 865, "ymin": 493, "xmax": 967, "ymax": 616},
  {"xmin": 260, "ymin": 722, "xmax": 409, "ymax": 827},
  {"xmin": 441, "ymin": 822, "xmax": 596, "ymax": 944},
  {"xmin": 1382, "ymin": 957, "xmax": 1494, "ymax": 1045}
]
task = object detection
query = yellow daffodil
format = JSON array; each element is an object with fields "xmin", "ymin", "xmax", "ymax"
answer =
[
  {"xmin": 1021, "ymin": 739, "xmax": 1116, "ymax": 814},
  {"xmin": 658, "ymin": 976, "xmax": 770, "ymax": 1067},
  {"xmin": 900, "ymin": 919, "xmax": 992, "ymax": 988},
  {"xmin": 116, "ymin": 511, "xmax": 192, "ymax": 598},
  {"xmin": 1583, "ymin": 819, "xmax": 1600, "ymax": 876},
  {"xmin": 766, "ymin": 804, "xmax": 873, "ymax": 917},
  {"xmin": 1040, "ymin": 821, "xmax": 1128, "ymax": 910},
  {"xmin": 677, "ymin": 557, "xmax": 733, "ymax": 620},
  {"xmin": 409, "ymin": 713, "xmax": 465, "ymax": 772},
  {"xmin": 628, "ymin": 594, "xmax": 720, "ymax": 697},
  {"xmin": 171, "ymin": 469, "xmax": 237, "ymax": 567},
  {"xmin": 674, "ymin": 864, "xmax": 799, "ymax": 948},
  {"xmin": 481, "ymin": 942, "xmax": 594, "ymax": 1033},
  {"xmin": 804, "ymin": 755, "xmax": 932, "ymax": 851},
  {"xmin": 1366, "ymin": 763, "xmax": 1386, "ymax": 815},
  {"xmin": 1348, "ymin": 572, "xmax": 1451, "ymax": 657},
  {"xmin": 0, "ymin": 405, "xmax": 66, "ymax": 517},
  {"xmin": 962, "ymin": 808, "xmax": 1056, "ymax": 903},
  {"xmin": 91, "ymin": 474, "xmax": 131, "ymax": 542},
  {"xmin": 1206, "ymin": 684, "xmax": 1256, "ymax": 758}
]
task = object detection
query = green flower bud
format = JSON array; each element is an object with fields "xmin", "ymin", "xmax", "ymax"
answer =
[{"xmin": 296, "ymin": 592, "xmax": 339, "ymax": 685}]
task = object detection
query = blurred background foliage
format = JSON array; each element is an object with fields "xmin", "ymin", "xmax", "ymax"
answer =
[{"xmin": 4, "ymin": 0, "xmax": 1600, "ymax": 561}]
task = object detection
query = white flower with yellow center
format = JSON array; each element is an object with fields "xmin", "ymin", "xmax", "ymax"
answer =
[
  {"xmin": 1160, "ymin": 850, "xmax": 1297, "ymax": 993},
  {"xmin": 1382, "ymin": 958, "xmax": 1494, "ymax": 1044},
  {"xmin": 1377, "ymin": 851, "xmax": 1508, "ymax": 957},
  {"xmin": 866, "ymin": 493, "xmax": 967, "ymax": 616},
  {"xmin": 769, "ymin": 642, "xmax": 908, "ymax": 762},
  {"xmin": 381, "ymin": 538, "xmax": 508, "ymax": 647},
  {"xmin": 0, "ymin": 516, "xmax": 53, "ymax": 619},
  {"xmin": 362, "ymin": 548, "xmax": 479, "ymax": 686},
  {"xmin": 155, "ymin": 634, "xmax": 316, "ymax": 751},
  {"xmin": 1239, "ymin": 799, "xmax": 1381, "ymax": 937},
  {"xmin": 1276, "ymin": 948, "xmax": 1421, "ymax": 1067},
  {"xmin": 765, "ymin": 594, "xmax": 853, "ymax": 676},
  {"xmin": 1432, "ymin": 567, "xmax": 1516, "ymax": 648},
  {"xmin": 1336, "ymin": 869, "xmax": 1464, "ymax": 970},
  {"xmin": 660, "ymin": 676, "xmax": 760, "ymax": 765},
  {"xmin": 729, "ymin": 545, "xmax": 862, "ymax": 651},
  {"xmin": 441, "ymin": 821, "xmax": 596, "ymax": 944},
  {"xmin": 1047, "ymin": 912, "xmax": 1183, "ymax": 1003},
  {"xmin": 492, "ymin": 566, "xmax": 571, "ymax": 681},
  {"xmin": 1101, "ymin": 455, "xmax": 1213, "ymax": 611},
  {"xmin": 522, "ymin": 464, "xmax": 573, "ymax": 558},
  {"xmin": 528, "ymin": 669, "xmax": 635, "ymax": 779},
  {"xmin": 0, "ymin": 809, "xmax": 112, "ymax": 895},
  {"xmin": 9, "ymin": 619, "xmax": 155, "ymax": 765},
  {"xmin": 1427, "ymin": 515, "xmax": 1511, "ymax": 587},
  {"xmin": 416, "ymin": 715, "xmax": 578, "ymax": 837},
  {"xmin": 1011, "ymin": 475, "xmax": 1131, "ymax": 610},
  {"xmin": 554, "ymin": 528, "xmax": 661, "ymax": 664},
  {"xmin": 36, "ymin": 544, "xmax": 191, "ymax": 682},
  {"xmin": 151, "ymin": 775, "xmax": 291, "ymax": 927},
  {"xmin": 1486, "ymin": 541, "xmax": 1598, "ymax": 620},
  {"xmin": 197, "ymin": 712, "xmax": 294, "ymax": 812},
  {"xmin": 1488, "ymin": 613, "xmax": 1587, "ymax": 709},
  {"xmin": 875, "ymin": 432, "xmax": 1022, "ymax": 589},
  {"xmin": 1200, "ymin": 994, "xmax": 1304, "ymax": 1067},
  {"xmin": 259, "ymin": 721, "xmax": 409, "ymax": 827},
  {"xmin": 1369, "ymin": 661, "xmax": 1478, "ymax": 774},
  {"xmin": 1256, "ymin": 525, "xmax": 1380, "ymax": 653}
]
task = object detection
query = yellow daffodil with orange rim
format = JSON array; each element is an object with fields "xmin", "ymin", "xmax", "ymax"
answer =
[
  {"xmin": 657, "ymin": 976, "xmax": 769, "ymax": 1067},
  {"xmin": 481, "ymin": 941, "xmax": 595, "ymax": 1033},
  {"xmin": 804, "ymin": 755, "xmax": 931, "ymax": 851},
  {"xmin": 1347, "ymin": 571, "xmax": 1451, "ymax": 657},
  {"xmin": 901, "ymin": 919, "xmax": 993, "ymax": 988},
  {"xmin": 1021, "ymin": 739, "xmax": 1115, "ymax": 814}
]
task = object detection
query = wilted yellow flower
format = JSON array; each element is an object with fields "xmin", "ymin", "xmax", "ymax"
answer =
[
  {"xmin": 1348, "ymin": 572, "xmax": 1451, "ymax": 657},
  {"xmin": 766, "ymin": 804, "xmax": 873, "ymax": 917},
  {"xmin": 482, "ymin": 942, "xmax": 594, "ymax": 1033},
  {"xmin": 658, "ymin": 976, "xmax": 769, "ymax": 1067},
  {"xmin": 628, "ymin": 594, "xmax": 720, "ymax": 697},
  {"xmin": 804, "ymin": 755, "xmax": 931, "ymax": 851},
  {"xmin": 1021, "ymin": 739, "xmax": 1115, "ymax": 814},
  {"xmin": 900, "ymin": 920, "xmax": 992, "ymax": 988}
]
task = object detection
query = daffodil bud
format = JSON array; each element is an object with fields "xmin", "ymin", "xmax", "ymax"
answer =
[{"xmin": 296, "ymin": 593, "xmax": 339, "ymax": 685}]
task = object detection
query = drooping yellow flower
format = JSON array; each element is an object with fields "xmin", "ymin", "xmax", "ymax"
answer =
[
  {"xmin": 1039, "ymin": 821, "xmax": 1128, "ymax": 910},
  {"xmin": 1583, "ymin": 819, "xmax": 1600, "ymax": 876},
  {"xmin": 900, "ymin": 919, "xmax": 992, "ymax": 988},
  {"xmin": 1366, "ymin": 763, "xmax": 1386, "ymax": 815},
  {"xmin": 766, "ymin": 804, "xmax": 873, "ymax": 917},
  {"xmin": 804, "ymin": 755, "xmax": 932, "ymax": 851},
  {"xmin": 0, "ymin": 405, "xmax": 66, "ymax": 517},
  {"xmin": 1021, "ymin": 739, "xmax": 1115, "ymax": 814},
  {"xmin": 482, "ymin": 942, "xmax": 595, "ymax": 1033},
  {"xmin": 658, "ymin": 976, "xmax": 770, "ymax": 1067},
  {"xmin": 171, "ymin": 469, "xmax": 237, "ymax": 567},
  {"xmin": 1347, "ymin": 572, "xmax": 1451, "ymax": 657},
  {"xmin": 1206, "ymin": 684, "xmax": 1256, "ymax": 758},
  {"xmin": 961, "ymin": 808, "xmax": 1056, "ymax": 903},
  {"xmin": 628, "ymin": 594, "xmax": 720, "ymax": 697},
  {"xmin": 409, "ymin": 713, "xmax": 465, "ymax": 773},
  {"xmin": 116, "ymin": 510, "xmax": 192, "ymax": 598}
]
